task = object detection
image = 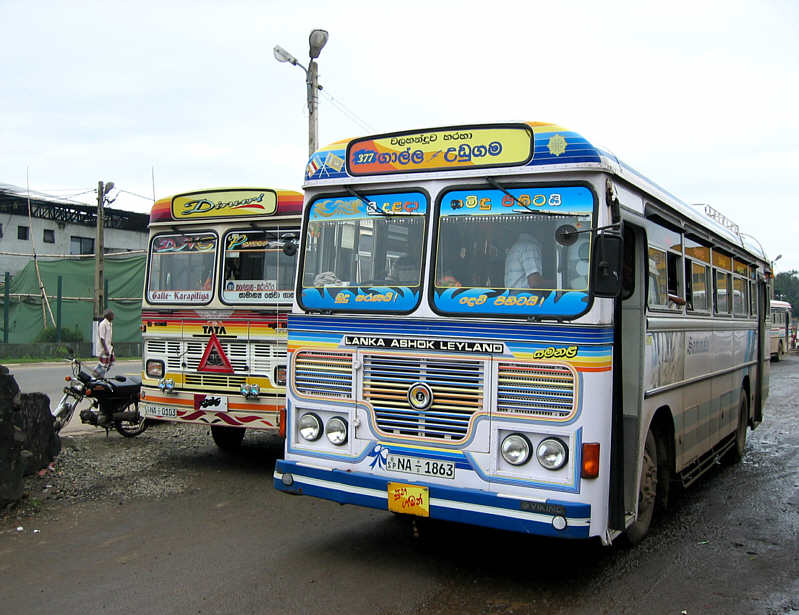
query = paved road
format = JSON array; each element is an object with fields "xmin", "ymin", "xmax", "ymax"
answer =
[
  {"xmin": 7, "ymin": 360, "xmax": 141, "ymax": 434},
  {"xmin": 1, "ymin": 357, "xmax": 797, "ymax": 615}
]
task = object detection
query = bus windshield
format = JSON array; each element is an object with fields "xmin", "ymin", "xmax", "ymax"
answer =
[
  {"xmin": 147, "ymin": 232, "xmax": 217, "ymax": 304},
  {"xmin": 299, "ymin": 191, "xmax": 427, "ymax": 312},
  {"xmin": 433, "ymin": 185, "xmax": 595, "ymax": 318},
  {"xmin": 222, "ymin": 229, "xmax": 298, "ymax": 304}
]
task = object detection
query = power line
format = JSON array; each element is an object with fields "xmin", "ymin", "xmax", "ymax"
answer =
[
  {"xmin": 118, "ymin": 189, "xmax": 154, "ymax": 201},
  {"xmin": 319, "ymin": 89, "xmax": 375, "ymax": 133}
]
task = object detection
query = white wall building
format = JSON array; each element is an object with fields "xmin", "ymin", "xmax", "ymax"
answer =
[{"xmin": 0, "ymin": 183, "xmax": 149, "ymax": 276}]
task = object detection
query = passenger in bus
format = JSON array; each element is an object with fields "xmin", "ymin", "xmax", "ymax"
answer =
[{"xmin": 504, "ymin": 231, "xmax": 549, "ymax": 289}]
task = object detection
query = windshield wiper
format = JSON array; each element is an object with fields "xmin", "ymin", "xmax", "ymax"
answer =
[
  {"xmin": 485, "ymin": 178, "xmax": 584, "ymax": 218},
  {"xmin": 344, "ymin": 186, "xmax": 391, "ymax": 217}
]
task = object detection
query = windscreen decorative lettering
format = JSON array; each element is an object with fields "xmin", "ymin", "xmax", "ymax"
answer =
[
  {"xmin": 433, "ymin": 186, "xmax": 595, "ymax": 318},
  {"xmin": 300, "ymin": 192, "xmax": 427, "ymax": 313},
  {"xmin": 347, "ymin": 125, "xmax": 533, "ymax": 176}
]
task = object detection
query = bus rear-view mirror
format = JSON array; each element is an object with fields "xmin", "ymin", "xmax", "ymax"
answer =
[{"xmin": 591, "ymin": 234, "xmax": 623, "ymax": 298}]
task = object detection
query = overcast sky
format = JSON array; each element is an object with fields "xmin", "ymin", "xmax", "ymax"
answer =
[{"xmin": 2, "ymin": 0, "xmax": 797, "ymax": 271}]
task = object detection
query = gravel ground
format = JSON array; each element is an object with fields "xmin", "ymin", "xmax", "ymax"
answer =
[{"xmin": 1, "ymin": 421, "xmax": 233, "ymax": 523}]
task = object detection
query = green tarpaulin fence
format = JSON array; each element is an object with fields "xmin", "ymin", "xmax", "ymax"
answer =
[{"xmin": 2, "ymin": 254, "xmax": 145, "ymax": 344}]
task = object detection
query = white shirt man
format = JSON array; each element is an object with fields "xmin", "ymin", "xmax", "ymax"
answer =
[
  {"xmin": 504, "ymin": 233, "xmax": 545, "ymax": 288},
  {"xmin": 95, "ymin": 310, "xmax": 115, "ymax": 375}
]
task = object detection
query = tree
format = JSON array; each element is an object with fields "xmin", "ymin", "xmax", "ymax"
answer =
[{"xmin": 774, "ymin": 270, "xmax": 799, "ymax": 316}]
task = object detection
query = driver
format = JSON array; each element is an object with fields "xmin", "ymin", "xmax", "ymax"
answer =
[{"xmin": 504, "ymin": 232, "xmax": 547, "ymax": 288}]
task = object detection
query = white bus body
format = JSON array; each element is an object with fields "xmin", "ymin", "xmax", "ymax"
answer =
[{"xmin": 274, "ymin": 123, "xmax": 771, "ymax": 544}]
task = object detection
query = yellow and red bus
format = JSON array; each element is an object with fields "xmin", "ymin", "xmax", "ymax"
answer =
[{"xmin": 140, "ymin": 187, "xmax": 302, "ymax": 449}]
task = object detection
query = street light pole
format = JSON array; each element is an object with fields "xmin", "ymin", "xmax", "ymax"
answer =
[
  {"xmin": 94, "ymin": 181, "xmax": 114, "ymax": 320},
  {"xmin": 274, "ymin": 29, "xmax": 329, "ymax": 157},
  {"xmin": 307, "ymin": 58, "xmax": 319, "ymax": 156}
]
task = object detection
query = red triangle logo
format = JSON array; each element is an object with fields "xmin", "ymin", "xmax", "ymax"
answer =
[{"xmin": 197, "ymin": 333, "xmax": 234, "ymax": 373}]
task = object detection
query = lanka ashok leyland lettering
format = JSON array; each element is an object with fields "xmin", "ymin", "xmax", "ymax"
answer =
[{"xmin": 274, "ymin": 122, "xmax": 772, "ymax": 545}]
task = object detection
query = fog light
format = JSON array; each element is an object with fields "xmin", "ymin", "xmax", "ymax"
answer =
[
  {"xmin": 325, "ymin": 417, "xmax": 348, "ymax": 446},
  {"xmin": 298, "ymin": 413, "xmax": 322, "ymax": 441},
  {"xmin": 537, "ymin": 438, "xmax": 568, "ymax": 470},
  {"xmin": 552, "ymin": 515, "xmax": 567, "ymax": 531},
  {"xmin": 250, "ymin": 384, "xmax": 260, "ymax": 396},
  {"xmin": 159, "ymin": 378, "xmax": 175, "ymax": 393},
  {"xmin": 281, "ymin": 473, "xmax": 294, "ymax": 486},
  {"xmin": 501, "ymin": 433, "xmax": 532, "ymax": 466}
]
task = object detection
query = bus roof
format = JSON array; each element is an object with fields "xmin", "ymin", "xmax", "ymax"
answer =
[
  {"xmin": 304, "ymin": 121, "xmax": 769, "ymax": 264},
  {"xmin": 149, "ymin": 187, "xmax": 302, "ymax": 224},
  {"xmin": 770, "ymin": 300, "xmax": 792, "ymax": 310}
]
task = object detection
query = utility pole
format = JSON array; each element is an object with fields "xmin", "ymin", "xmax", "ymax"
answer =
[
  {"xmin": 307, "ymin": 58, "xmax": 319, "ymax": 157},
  {"xmin": 94, "ymin": 180, "xmax": 114, "ymax": 319},
  {"xmin": 95, "ymin": 181, "xmax": 104, "ymax": 320}
]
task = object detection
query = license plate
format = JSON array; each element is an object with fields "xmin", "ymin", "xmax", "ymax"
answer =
[
  {"xmin": 141, "ymin": 403, "xmax": 177, "ymax": 418},
  {"xmin": 386, "ymin": 454, "xmax": 455, "ymax": 479},
  {"xmin": 194, "ymin": 394, "xmax": 228, "ymax": 411},
  {"xmin": 387, "ymin": 482, "xmax": 429, "ymax": 517}
]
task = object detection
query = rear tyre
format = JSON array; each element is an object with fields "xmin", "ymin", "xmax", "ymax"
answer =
[
  {"xmin": 723, "ymin": 390, "xmax": 748, "ymax": 465},
  {"xmin": 211, "ymin": 425, "xmax": 245, "ymax": 451},
  {"xmin": 625, "ymin": 429, "xmax": 659, "ymax": 545},
  {"xmin": 115, "ymin": 401, "xmax": 149, "ymax": 437}
]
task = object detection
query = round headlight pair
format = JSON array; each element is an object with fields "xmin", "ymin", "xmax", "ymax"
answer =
[
  {"xmin": 500, "ymin": 434, "xmax": 568, "ymax": 470},
  {"xmin": 298, "ymin": 413, "xmax": 348, "ymax": 446}
]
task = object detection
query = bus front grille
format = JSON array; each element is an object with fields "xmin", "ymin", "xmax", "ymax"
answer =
[
  {"xmin": 495, "ymin": 362, "xmax": 576, "ymax": 418},
  {"xmin": 363, "ymin": 354, "xmax": 484, "ymax": 442},
  {"xmin": 293, "ymin": 351, "xmax": 353, "ymax": 398},
  {"xmin": 184, "ymin": 374, "xmax": 247, "ymax": 390}
]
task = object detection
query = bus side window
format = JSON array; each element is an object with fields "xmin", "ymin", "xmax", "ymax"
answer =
[{"xmin": 647, "ymin": 247, "xmax": 667, "ymax": 307}]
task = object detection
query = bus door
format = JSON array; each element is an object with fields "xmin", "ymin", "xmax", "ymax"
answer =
[
  {"xmin": 754, "ymin": 279, "xmax": 769, "ymax": 425},
  {"xmin": 619, "ymin": 223, "xmax": 646, "ymax": 527}
]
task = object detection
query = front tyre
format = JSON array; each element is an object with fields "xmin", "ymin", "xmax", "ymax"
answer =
[
  {"xmin": 52, "ymin": 394, "xmax": 77, "ymax": 433},
  {"xmin": 625, "ymin": 429, "xmax": 659, "ymax": 545},
  {"xmin": 211, "ymin": 425, "xmax": 245, "ymax": 451},
  {"xmin": 115, "ymin": 400, "xmax": 149, "ymax": 437}
]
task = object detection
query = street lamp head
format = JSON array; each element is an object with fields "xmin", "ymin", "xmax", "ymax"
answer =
[
  {"xmin": 103, "ymin": 181, "xmax": 115, "ymax": 194},
  {"xmin": 774, "ymin": 254, "xmax": 783, "ymax": 262},
  {"xmin": 308, "ymin": 29, "xmax": 328, "ymax": 59},
  {"xmin": 273, "ymin": 45, "xmax": 298, "ymax": 65}
]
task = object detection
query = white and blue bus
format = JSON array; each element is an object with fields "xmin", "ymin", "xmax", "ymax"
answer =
[
  {"xmin": 274, "ymin": 122, "xmax": 772, "ymax": 545},
  {"xmin": 769, "ymin": 299, "xmax": 792, "ymax": 361}
]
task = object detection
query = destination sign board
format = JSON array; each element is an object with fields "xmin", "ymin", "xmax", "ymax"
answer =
[
  {"xmin": 171, "ymin": 189, "xmax": 277, "ymax": 220},
  {"xmin": 346, "ymin": 124, "xmax": 534, "ymax": 176}
]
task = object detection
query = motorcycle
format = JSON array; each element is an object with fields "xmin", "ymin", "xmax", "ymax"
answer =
[{"xmin": 51, "ymin": 351, "xmax": 147, "ymax": 437}]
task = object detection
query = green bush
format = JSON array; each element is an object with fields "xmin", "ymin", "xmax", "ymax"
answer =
[{"xmin": 34, "ymin": 326, "xmax": 84, "ymax": 343}]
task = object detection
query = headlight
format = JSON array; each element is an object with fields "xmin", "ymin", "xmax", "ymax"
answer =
[
  {"xmin": 500, "ymin": 433, "xmax": 532, "ymax": 466},
  {"xmin": 298, "ymin": 412, "xmax": 322, "ymax": 441},
  {"xmin": 536, "ymin": 438, "xmax": 568, "ymax": 470},
  {"xmin": 325, "ymin": 417, "xmax": 348, "ymax": 446},
  {"xmin": 146, "ymin": 360, "xmax": 164, "ymax": 378},
  {"xmin": 274, "ymin": 365, "xmax": 286, "ymax": 386}
]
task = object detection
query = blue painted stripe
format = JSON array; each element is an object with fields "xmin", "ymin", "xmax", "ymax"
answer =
[
  {"xmin": 289, "ymin": 315, "xmax": 613, "ymax": 344},
  {"xmin": 274, "ymin": 460, "xmax": 590, "ymax": 539}
]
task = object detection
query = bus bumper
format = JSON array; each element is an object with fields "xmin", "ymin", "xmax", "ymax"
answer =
[{"xmin": 274, "ymin": 459, "xmax": 591, "ymax": 539}]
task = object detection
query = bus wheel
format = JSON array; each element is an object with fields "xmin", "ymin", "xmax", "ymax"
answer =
[
  {"xmin": 625, "ymin": 429, "xmax": 659, "ymax": 545},
  {"xmin": 724, "ymin": 391, "xmax": 748, "ymax": 465},
  {"xmin": 211, "ymin": 425, "xmax": 245, "ymax": 451}
]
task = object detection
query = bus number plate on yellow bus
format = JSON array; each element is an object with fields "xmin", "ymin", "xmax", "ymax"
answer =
[
  {"xmin": 387, "ymin": 483, "xmax": 429, "ymax": 517},
  {"xmin": 141, "ymin": 404, "xmax": 177, "ymax": 418},
  {"xmin": 386, "ymin": 454, "xmax": 455, "ymax": 479}
]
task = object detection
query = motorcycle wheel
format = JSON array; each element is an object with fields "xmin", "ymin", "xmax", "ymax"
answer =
[
  {"xmin": 115, "ymin": 400, "xmax": 149, "ymax": 437},
  {"xmin": 52, "ymin": 393, "xmax": 77, "ymax": 433}
]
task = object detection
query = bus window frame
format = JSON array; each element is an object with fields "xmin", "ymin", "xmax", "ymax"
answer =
[
  {"xmin": 296, "ymin": 187, "xmax": 431, "ymax": 316},
  {"xmin": 218, "ymin": 225, "xmax": 300, "ymax": 307},
  {"xmin": 427, "ymin": 180, "xmax": 598, "ymax": 321},
  {"xmin": 145, "ymin": 229, "xmax": 219, "ymax": 307}
]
